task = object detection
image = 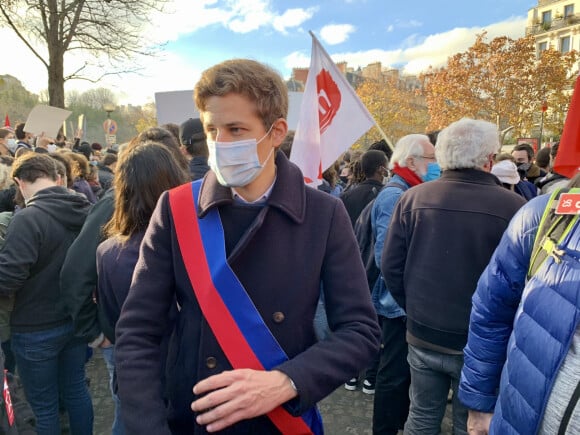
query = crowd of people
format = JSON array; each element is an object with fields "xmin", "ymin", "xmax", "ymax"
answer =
[{"xmin": 0, "ymin": 57, "xmax": 578, "ymax": 435}]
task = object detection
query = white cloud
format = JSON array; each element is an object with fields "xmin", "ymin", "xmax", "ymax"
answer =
[
  {"xmin": 148, "ymin": 0, "xmax": 315, "ymax": 41},
  {"xmin": 273, "ymin": 7, "xmax": 317, "ymax": 34},
  {"xmin": 226, "ymin": 0, "xmax": 272, "ymax": 33},
  {"xmin": 148, "ymin": 0, "xmax": 228, "ymax": 43},
  {"xmin": 286, "ymin": 17, "xmax": 526, "ymax": 76},
  {"xmin": 284, "ymin": 50, "xmax": 311, "ymax": 69},
  {"xmin": 320, "ymin": 24, "xmax": 357, "ymax": 45},
  {"xmin": 386, "ymin": 25, "xmax": 394, "ymax": 33}
]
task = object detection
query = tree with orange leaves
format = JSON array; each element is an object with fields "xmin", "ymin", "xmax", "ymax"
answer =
[
  {"xmin": 421, "ymin": 32, "xmax": 577, "ymax": 139},
  {"xmin": 356, "ymin": 73, "xmax": 429, "ymax": 145}
]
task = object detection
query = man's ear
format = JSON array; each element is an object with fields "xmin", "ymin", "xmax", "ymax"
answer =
[
  {"xmin": 270, "ymin": 118, "xmax": 288, "ymax": 148},
  {"xmin": 406, "ymin": 157, "xmax": 416, "ymax": 170}
]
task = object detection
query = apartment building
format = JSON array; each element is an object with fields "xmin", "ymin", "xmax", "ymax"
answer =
[{"xmin": 526, "ymin": 0, "xmax": 580, "ymax": 62}]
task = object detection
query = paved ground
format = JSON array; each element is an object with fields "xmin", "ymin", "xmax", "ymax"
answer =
[{"xmin": 87, "ymin": 350, "xmax": 453, "ymax": 435}]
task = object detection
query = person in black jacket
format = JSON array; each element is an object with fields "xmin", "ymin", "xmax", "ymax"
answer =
[
  {"xmin": 179, "ymin": 118, "xmax": 209, "ymax": 181},
  {"xmin": 340, "ymin": 150, "xmax": 387, "ymax": 227},
  {"xmin": 382, "ymin": 118, "xmax": 526, "ymax": 435},
  {"xmin": 0, "ymin": 154, "xmax": 93, "ymax": 434}
]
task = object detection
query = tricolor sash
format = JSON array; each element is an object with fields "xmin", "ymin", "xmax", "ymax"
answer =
[{"xmin": 168, "ymin": 180, "xmax": 323, "ymax": 435}]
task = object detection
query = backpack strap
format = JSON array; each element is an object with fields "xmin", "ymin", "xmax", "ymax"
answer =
[
  {"xmin": 558, "ymin": 379, "xmax": 580, "ymax": 435},
  {"xmin": 527, "ymin": 188, "xmax": 580, "ymax": 279}
]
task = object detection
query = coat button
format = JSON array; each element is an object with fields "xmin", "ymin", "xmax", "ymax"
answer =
[
  {"xmin": 272, "ymin": 312, "xmax": 285, "ymax": 323},
  {"xmin": 206, "ymin": 357, "xmax": 217, "ymax": 369}
]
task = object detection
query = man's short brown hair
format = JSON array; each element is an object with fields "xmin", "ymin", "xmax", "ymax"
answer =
[
  {"xmin": 194, "ymin": 59, "xmax": 288, "ymax": 130},
  {"xmin": 12, "ymin": 153, "xmax": 58, "ymax": 183}
]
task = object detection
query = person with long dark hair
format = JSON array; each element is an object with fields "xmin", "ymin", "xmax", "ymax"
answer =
[{"xmin": 96, "ymin": 142, "xmax": 189, "ymax": 435}]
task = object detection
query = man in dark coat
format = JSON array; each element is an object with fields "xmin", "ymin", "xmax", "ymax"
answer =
[
  {"xmin": 115, "ymin": 59, "xmax": 380, "ymax": 435},
  {"xmin": 382, "ymin": 118, "xmax": 526, "ymax": 434}
]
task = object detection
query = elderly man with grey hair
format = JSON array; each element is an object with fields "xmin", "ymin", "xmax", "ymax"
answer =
[
  {"xmin": 370, "ymin": 133, "xmax": 439, "ymax": 434},
  {"xmin": 381, "ymin": 118, "xmax": 526, "ymax": 435}
]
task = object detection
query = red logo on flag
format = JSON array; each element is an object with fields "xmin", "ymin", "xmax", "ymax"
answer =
[
  {"xmin": 555, "ymin": 193, "xmax": 580, "ymax": 214},
  {"xmin": 316, "ymin": 69, "xmax": 341, "ymax": 134}
]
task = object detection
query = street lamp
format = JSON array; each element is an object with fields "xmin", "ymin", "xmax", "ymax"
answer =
[{"xmin": 103, "ymin": 103, "xmax": 115, "ymax": 119}]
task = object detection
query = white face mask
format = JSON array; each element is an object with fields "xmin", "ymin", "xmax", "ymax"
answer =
[
  {"xmin": 207, "ymin": 126, "xmax": 274, "ymax": 187},
  {"xmin": 6, "ymin": 139, "xmax": 16, "ymax": 152},
  {"xmin": 47, "ymin": 144, "xmax": 58, "ymax": 153}
]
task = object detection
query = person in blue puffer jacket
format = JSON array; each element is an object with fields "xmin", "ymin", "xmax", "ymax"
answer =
[{"xmin": 459, "ymin": 177, "xmax": 580, "ymax": 435}]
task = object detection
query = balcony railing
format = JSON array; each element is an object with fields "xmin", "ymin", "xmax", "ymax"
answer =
[{"xmin": 526, "ymin": 13, "xmax": 580, "ymax": 35}]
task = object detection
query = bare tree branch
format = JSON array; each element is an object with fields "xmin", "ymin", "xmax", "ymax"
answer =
[
  {"xmin": 0, "ymin": 0, "xmax": 167, "ymax": 107},
  {"xmin": 0, "ymin": 3, "xmax": 48, "ymax": 68}
]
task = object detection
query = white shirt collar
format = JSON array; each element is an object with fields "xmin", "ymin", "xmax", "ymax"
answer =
[{"xmin": 231, "ymin": 176, "xmax": 276, "ymax": 205}]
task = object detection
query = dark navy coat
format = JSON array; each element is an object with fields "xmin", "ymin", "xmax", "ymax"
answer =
[{"xmin": 115, "ymin": 152, "xmax": 381, "ymax": 434}]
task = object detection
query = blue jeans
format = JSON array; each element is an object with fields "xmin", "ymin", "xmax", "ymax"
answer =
[
  {"xmin": 405, "ymin": 344, "xmax": 467, "ymax": 435},
  {"xmin": 101, "ymin": 345, "xmax": 126, "ymax": 435},
  {"xmin": 11, "ymin": 321, "xmax": 93, "ymax": 435}
]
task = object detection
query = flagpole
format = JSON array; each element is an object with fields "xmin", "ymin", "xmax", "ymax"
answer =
[
  {"xmin": 373, "ymin": 124, "xmax": 394, "ymax": 151},
  {"xmin": 307, "ymin": 31, "xmax": 393, "ymax": 152}
]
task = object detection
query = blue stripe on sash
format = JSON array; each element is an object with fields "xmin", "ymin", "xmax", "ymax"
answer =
[{"xmin": 190, "ymin": 180, "xmax": 324, "ymax": 435}]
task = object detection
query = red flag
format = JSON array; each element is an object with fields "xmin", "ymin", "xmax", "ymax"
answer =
[
  {"xmin": 3, "ymin": 114, "xmax": 9, "ymax": 129},
  {"xmin": 290, "ymin": 32, "xmax": 375, "ymax": 185},
  {"xmin": 554, "ymin": 75, "xmax": 580, "ymax": 178}
]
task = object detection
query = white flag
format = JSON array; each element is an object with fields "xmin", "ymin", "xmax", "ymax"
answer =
[{"xmin": 290, "ymin": 33, "xmax": 375, "ymax": 184}]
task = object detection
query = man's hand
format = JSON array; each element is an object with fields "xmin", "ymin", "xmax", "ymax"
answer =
[
  {"xmin": 467, "ymin": 410, "xmax": 493, "ymax": 435},
  {"xmin": 99, "ymin": 337, "xmax": 112, "ymax": 348},
  {"xmin": 191, "ymin": 369, "xmax": 298, "ymax": 432}
]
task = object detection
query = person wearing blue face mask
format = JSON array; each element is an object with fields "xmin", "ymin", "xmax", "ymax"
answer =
[
  {"xmin": 421, "ymin": 160, "xmax": 441, "ymax": 182},
  {"xmin": 115, "ymin": 58, "xmax": 381, "ymax": 435},
  {"xmin": 370, "ymin": 133, "xmax": 438, "ymax": 434},
  {"xmin": 381, "ymin": 118, "xmax": 526, "ymax": 435}
]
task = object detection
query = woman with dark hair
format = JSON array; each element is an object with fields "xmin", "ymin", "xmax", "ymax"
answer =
[{"xmin": 96, "ymin": 142, "xmax": 189, "ymax": 435}]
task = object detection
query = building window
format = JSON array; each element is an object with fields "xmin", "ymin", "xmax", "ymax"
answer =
[
  {"xmin": 539, "ymin": 41, "xmax": 548, "ymax": 52},
  {"xmin": 542, "ymin": 10, "xmax": 552, "ymax": 23},
  {"xmin": 561, "ymin": 36, "xmax": 571, "ymax": 52},
  {"xmin": 564, "ymin": 4, "xmax": 574, "ymax": 17}
]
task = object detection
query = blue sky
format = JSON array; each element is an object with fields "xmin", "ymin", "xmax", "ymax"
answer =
[{"xmin": 1, "ymin": 0, "xmax": 536, "ymax": 104}]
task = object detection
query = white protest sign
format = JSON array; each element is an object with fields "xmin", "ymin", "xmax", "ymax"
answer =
[{"xmin": 24, "ymin": 105, "xmax": 72, "ymax": 139}]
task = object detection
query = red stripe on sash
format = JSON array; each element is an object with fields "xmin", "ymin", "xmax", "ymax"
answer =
[{"xmin": 169, "ymin": 183, "xmax": 313, "ymax": 434}]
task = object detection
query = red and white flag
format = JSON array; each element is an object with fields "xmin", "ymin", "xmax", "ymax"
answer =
[
  {"xmin": 553, "ymin": 74, "xmax": 580, "ymax": 179},
  {"xmin": 290, "ymin": 32, "xmax": 375, "ymax": 184}
]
